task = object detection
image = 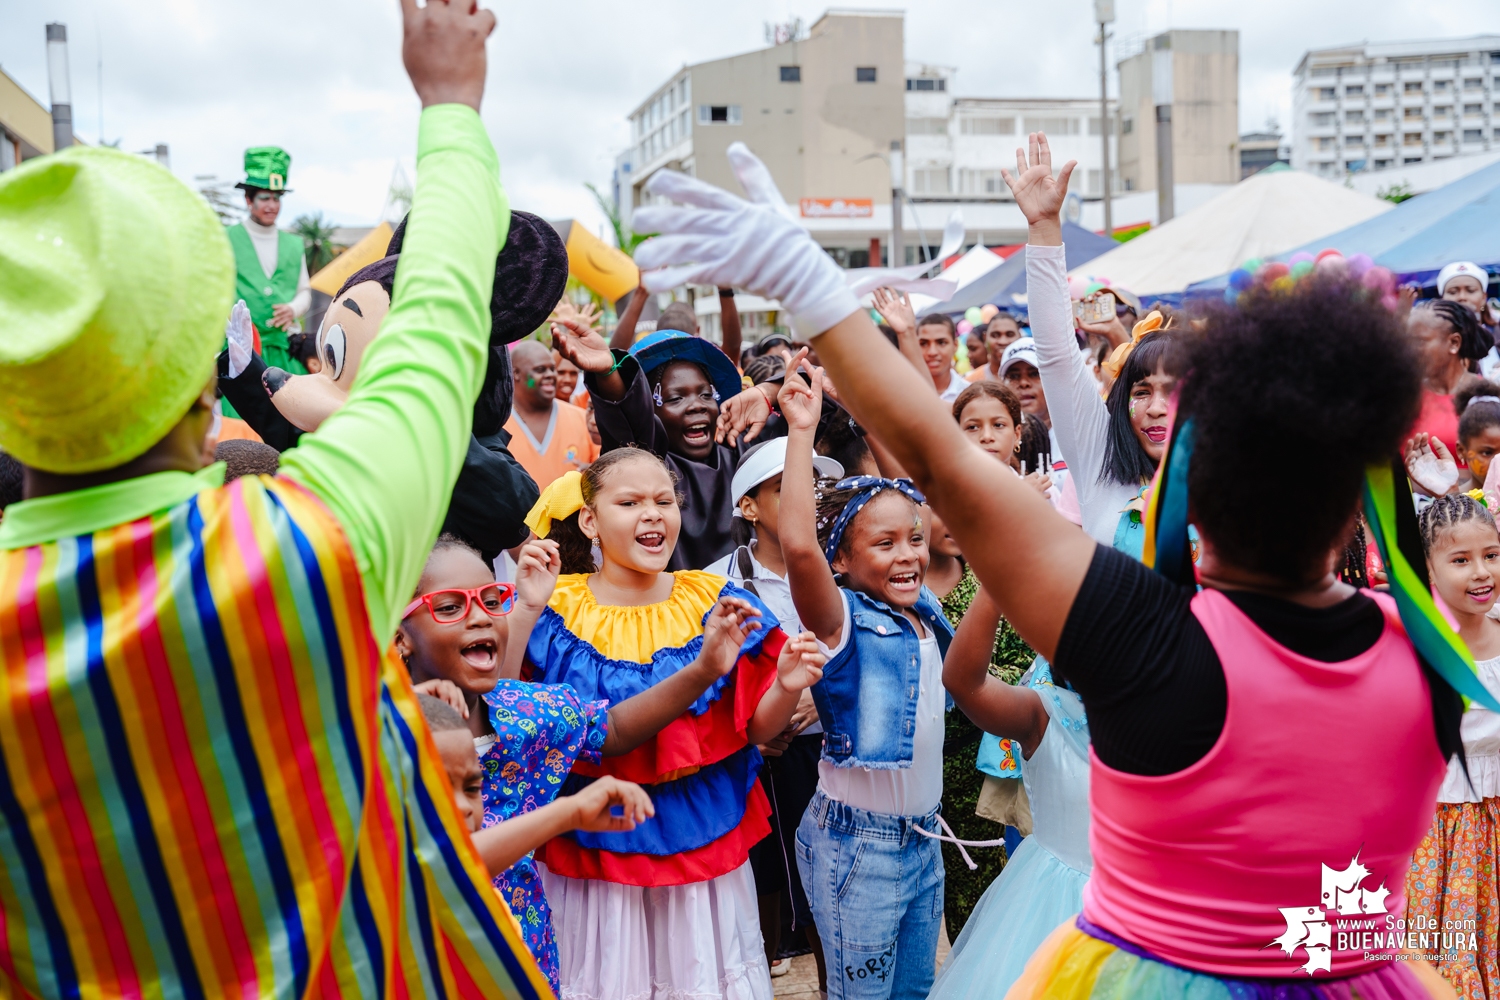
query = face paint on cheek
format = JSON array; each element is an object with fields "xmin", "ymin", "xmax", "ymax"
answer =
[{"xmin": 526, "ymin": 378, "xmax": 537, "ymax": 389}]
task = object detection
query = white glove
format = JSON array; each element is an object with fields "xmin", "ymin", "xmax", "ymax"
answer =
[
  {"xmin": 633, "ymin": 143, "xmax": 860, "ymax": 337},
  {"xmin": 224, "ymin": 299, "xmax": 254, "ymax": 379}
]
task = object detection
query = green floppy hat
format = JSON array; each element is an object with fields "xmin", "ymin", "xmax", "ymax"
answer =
[
  {"xmin": 0, "ymin": 146, "xmax": 235, "ymax": 473},
  {"xmin": 236, "ymin": 145, "xmax": 291, "ymax": 193}
]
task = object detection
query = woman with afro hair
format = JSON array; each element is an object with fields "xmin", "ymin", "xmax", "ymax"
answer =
[{"xmin": 629, "ymin": 133, "xmax": 1466, "ymax": 998}]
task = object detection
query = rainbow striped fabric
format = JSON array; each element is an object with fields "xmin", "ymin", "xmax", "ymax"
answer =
[{"xmin": 0, "ymin": 475, "xmax": 548, "ymax": 999}]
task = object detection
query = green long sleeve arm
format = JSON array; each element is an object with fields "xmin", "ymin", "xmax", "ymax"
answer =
[{"xmin": 279, "ymin": 104, "xmax": 510, "ymax": 640}]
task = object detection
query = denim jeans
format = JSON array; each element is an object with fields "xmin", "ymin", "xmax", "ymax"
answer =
[{"xmin": 795, "ymin": 789, "xmax": 944, "ymax": 1000}]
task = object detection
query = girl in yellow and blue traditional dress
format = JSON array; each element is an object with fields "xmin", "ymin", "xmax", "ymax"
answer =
[{"xmin": 518, "ymin": 445, "xmax": 827, "ymax": 1000}]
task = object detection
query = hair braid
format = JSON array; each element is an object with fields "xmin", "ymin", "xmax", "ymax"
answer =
[{"xmin": 1419, "ymin": 492, "xmax": 1497, "ymax": 553}]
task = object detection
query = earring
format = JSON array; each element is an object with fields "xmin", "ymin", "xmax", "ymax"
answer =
[{"xmin": 1014, "ymin": 442, "xmax": 1021, "ymax": 453}]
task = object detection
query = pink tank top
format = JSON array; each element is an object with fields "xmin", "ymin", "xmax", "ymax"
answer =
[{"xmin": 1082, "ymin": 588, "xmax": 1446, "ymax": 978}]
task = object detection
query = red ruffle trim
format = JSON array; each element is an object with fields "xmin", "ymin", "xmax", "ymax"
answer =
[
  {"xmin": 573, "ymin": 632, "xmax": 785, "ymax": 785},
  {"xmin": 536, "ymin": 782, "xmax": 771, "ymax": 887}
]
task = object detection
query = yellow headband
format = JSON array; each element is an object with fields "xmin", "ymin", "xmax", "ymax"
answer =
[
  {"xmin": 524, "ymin": 470, "xmax": 586, "ymax": 538},
  {"xmin": 1101, "ymin": 310, "xmax": 1170, "ymax": 380}
]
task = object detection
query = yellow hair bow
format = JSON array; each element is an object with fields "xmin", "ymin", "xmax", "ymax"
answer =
[
  {"xmin": 524, "ymin": 470, "xmax": 586, "ymax": 538},
  {"xmin": 1101, "ymin": 310, "xmax": 1170, "ymax": 380}
]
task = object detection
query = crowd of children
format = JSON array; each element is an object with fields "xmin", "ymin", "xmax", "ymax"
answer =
[{"xmin": 5, "ymin": 9, "xmax": 1500, "ymax": 999}]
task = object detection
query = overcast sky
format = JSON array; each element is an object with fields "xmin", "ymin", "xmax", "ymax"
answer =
[{"xmin": 3, "ymin": 0, "xmax": 1498, "ymax": 240}]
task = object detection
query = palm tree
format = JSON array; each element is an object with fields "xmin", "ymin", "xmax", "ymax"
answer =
[
  {"xmin": 586, "ymin": 182, "xmax": 651, "ymax": 257},
  {"xmin": 292, "ymin": 212, "xmax": 337, "ymax": 273}
]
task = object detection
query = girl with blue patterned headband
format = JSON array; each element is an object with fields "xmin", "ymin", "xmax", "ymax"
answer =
[{"xmin": 776, "ymin": 352, "xmax": 956, "ymax": 999}]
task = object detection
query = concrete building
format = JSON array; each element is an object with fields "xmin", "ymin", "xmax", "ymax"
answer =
[
  {"xmin": 1116, "ymin": 30, "xmax": 1240, "ymax": 194},
  {"xmin": 0, "ymin": 66, "xmax": 54, "ymax": 171},
  {"xmin": 1291, "ymin": 36, "xmax": 1500, "ymax": 180},
  {"xmin": 616, "ymin": 9, "xmax": 904, "ymax": 260},
  {"xmin": 615, "ymin": 9, "xmax": 1130, "ymax": 271}
]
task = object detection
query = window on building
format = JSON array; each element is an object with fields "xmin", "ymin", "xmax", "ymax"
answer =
[
  {"xmin": 1122, "ymin": 116, "xmax": 1134, "ymax": 134},
  {"xmin": 960, "ymin": 116, "xmax": 1014, "ymax": 135},
  {"xmin": 959, "ymin": 168, "xmax": 1006, "ymax": 194},
  {"xmin": 1315, "ymin": 137, "xmax": 1335, "ymax": 151},
  {"xmin": 1317, "ymin": 87, "xmax": 1336, "ymax": 100},
  {"xmin": 1405, "ymin": 156, "xmax": 1425, "ymax": 164},
  {"xmin": 1434, "ymin": 130, "xmax": 1452, "ymax": 143},
  {"xmin": 780, "ymin": 65, "xmax": 801, "ymax": 82},
  {"xmin": 698, "ymin": 105, "xmax": 741, "ymax": 124},
  {"xmin": 1345, "ymin": 110, "xmax": 1364, "ymax": 123},
  {"xmin": 1375, "ymin": 158, "xmax": 1393, "ymax": 168},
  {"xmin": 1405, "ymin": 81, "xmax": 1424, "ymax": 93},
  {"xmin": 1023, "ymin": 116, "xmax": 1080, "ymax": 135},
  {"xmin": 856, "ymin": 67, "xmax": 877, "ymax": 83},
  {"xmin": 907, "ymin": 117, "xmax": 948, "ymax": 135},
  {"xmin": 1346, "ymin": 84, "xmax": 1364, "ymax": 97},
  {"xmin": 1345, "ymin": 160, "xmax": 1365, "ymax": 171},
  {"xmin": 910, "ymin": 167, "xmax": 950, "ymax": 194},
  {"xmin": 1434, "ymin": 106, "xmax": 1452, "ymax": 118},
  {"xmin": 1374, "ymin": 134, "xmax": 1391, "ymax": 147},
  {"xmin": 1465, "ymin": 103, "xmax": 1484, "ymax": 115},
  {"xmin": 1310, "ymin": 112, "xmax": 1335, "ymax": 126},
  {"xmin": 906, "ymin": 78, "xmax": 944, "ymax": 91},
  {"xmin": 1345, "ymin": 134, "xmax": 1365, "ymax": 146},
  {"xmin": 1404, "ymin": 132, "xmax": 1424, "ymax": 146},
  {"xmin": 1087, "ymin": 116, "xmax": 1112, "ymax": 135},
  {"xmin": 1404, "ymin": 107, "xmax": 1424, "ymax": 120},
  {"xmin": 1435, "ymin": 79, "xmax": 1452, "ymax": 92},
  {"xmin": 1375, "ymin": 83, "xmax": 1392, "ymax": 96},
  {"xmin": 1374, "ymin": 108, "xmax": 1391, "ymax": 121},
  {"xmin": 1466, "ymin": 78, "xmax": 1485, "ymax": 91},
  {"xmin": 1465, "ymin": 128, "xmax": 1485, "ymax": 142}
]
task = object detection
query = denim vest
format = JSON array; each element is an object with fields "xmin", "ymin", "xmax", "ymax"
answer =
[{"xmin": 810, "ymin": 586, "xmax": 954, "ymax": 770}]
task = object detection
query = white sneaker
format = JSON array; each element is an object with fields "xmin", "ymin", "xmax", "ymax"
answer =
[{"xmin": 770, "ymin": 958, "xmax": 792, "ymax": 978}]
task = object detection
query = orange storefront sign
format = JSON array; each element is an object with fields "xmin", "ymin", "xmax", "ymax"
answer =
[{"xmin": 799, "ymin": 197, "xmax": 874, "ymax": 219}]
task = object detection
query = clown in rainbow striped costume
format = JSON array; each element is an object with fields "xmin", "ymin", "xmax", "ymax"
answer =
[{"xmin": 0, "ymin": 4, "xmax": 546, "ymax": 995}]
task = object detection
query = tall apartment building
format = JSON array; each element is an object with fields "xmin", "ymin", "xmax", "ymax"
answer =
[
  {"xmin": 1116, "ymin": 30, "xmax": 1240, "ymax": 192},
  {"xmin": 1291, "ymin": 36, "xmax": 1500, "ymax": 179}
]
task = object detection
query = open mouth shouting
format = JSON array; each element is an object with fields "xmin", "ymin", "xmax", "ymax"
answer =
[
  {"xmin": 888, "ymin": 570, "xmax": 921, "ymax": 593},
  {"xmin": 636, "ymin": 531, "xmax": 667, "ymax": 555},
  {"xmin": 459, "ymin": 638, "xmax": 497, "ymax": 672},
  {"xmin": 681, "ymin": 421, "xmax": 713, "ymax": 448}
]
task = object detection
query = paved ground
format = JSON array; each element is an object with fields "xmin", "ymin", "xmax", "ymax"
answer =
[{"xmin": 773, "ymin": 923, "xmax": 952, "ymax": 997}]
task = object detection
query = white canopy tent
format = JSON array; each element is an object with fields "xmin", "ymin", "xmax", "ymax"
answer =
[
  {"xmin": 1070, "ymin": 166, "xmax": 1392, "ymax": 296},
  {"xmin": 905, "ymin": 243, "xmax": 1006, "ymax": 313}
]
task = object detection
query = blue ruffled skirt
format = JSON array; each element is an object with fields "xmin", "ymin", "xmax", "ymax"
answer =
[{"xmin": 928, "ymin": 836, "xmax": 1089, "ymax": 1000}]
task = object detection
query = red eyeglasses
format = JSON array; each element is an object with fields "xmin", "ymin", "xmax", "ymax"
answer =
[{"xmin": 402, "ymin": 584, "xmax": 517, "ymax": 624}]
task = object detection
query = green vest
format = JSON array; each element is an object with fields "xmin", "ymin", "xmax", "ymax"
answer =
[{"xmin": 223, "ymin": 223, "xmax": 306, "ymax": 418}]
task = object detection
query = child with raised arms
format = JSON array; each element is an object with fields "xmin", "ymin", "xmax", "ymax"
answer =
[
  {"xmin": 777, "ymin": 351, "xmax": 956, "ymax": 999},
  {"xmin": 516, "ymin": 445, "xmax": 826, "ymax": 1000}
]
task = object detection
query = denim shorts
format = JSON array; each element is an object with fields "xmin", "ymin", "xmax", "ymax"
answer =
[{"xmin": 794, "ymin": 789, "xmax": 945, "ymax": 1000}]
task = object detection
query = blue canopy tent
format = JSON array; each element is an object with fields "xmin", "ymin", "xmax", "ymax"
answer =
[
  {"xmin": 928, "ymin": 222, "xmax": 1120, "ymax": 314},
  {"xmin": 1185, "ymin": 158, "xmax": 1500, "ymax": 299}
]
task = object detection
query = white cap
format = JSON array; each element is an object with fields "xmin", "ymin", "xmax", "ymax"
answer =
[
  {"xmin": 730, "ymin": 438, "xmax": 844, "ymax": 515},
  {"xmin": 998, "ymin": 338, "xmax": 1040, "ymax": 378},
  {"xmin": 1438, "ymin": 261, "xmax": 1491, "ymax": 298}
]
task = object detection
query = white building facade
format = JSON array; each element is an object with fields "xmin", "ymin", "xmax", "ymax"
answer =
[{"xmin": 1292, "ymin": 36, "xmax": 1500, "ymax": 180}]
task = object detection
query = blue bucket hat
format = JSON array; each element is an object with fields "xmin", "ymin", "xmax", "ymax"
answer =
[{"xmin": 629, "ymin": 329, "xmax": 744, "ymax": 402}]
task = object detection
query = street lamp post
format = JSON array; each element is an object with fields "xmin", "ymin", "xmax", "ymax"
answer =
[
  {"xmin": 1095, "ymin": 0, "xmax": 1114, "ymax": 237},
  {"xmin": 889, "ymin": 140, "xmax": 904, "ymax": 268}
]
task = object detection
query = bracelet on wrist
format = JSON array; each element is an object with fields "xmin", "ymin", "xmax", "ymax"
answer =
[{"xmin": 718, "ymin": 287, "xmax": 736, "ymax": 298}]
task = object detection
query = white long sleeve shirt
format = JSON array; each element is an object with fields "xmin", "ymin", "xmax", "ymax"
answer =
[
  {"xmin": 1026, "ymin": 244, "xmax": 1140, "ymax": 545},
  {"xmin": 245, "ymin": 217, "xmax": 313, "ymax": 319}
]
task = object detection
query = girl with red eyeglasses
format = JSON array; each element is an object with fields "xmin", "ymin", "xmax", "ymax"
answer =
[{"xmin": 395, "ymin": 530, "xmax": 822, "ymax": 993}]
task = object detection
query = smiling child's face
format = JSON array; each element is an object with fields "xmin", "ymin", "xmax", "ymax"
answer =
[{"xmin": 396, "ymin": 547, "xmax": 509, "ymax": 694}]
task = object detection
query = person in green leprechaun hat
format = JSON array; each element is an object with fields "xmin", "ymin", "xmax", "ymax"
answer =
[{"xmin": 227, "ymin": 145, "xmax": 311, "ymax": 379}]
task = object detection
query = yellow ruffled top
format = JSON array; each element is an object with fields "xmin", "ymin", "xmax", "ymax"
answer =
[{"xmin": 546, "ymin": 571, "xmax": 732, "ymax": 663}]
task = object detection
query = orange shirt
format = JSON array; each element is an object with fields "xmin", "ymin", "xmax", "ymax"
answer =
[{"xmin": 504, "ymin": 400, "xmax": 600, "ymax": 488}]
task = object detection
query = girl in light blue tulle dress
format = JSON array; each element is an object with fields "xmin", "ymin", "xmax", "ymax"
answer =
[{"xmin": 928, "ymin": 587, "xmax": 1091, "ymax": 1000}]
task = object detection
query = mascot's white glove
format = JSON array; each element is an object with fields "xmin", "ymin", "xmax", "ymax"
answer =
[
  {"xmin": 633, "ymin": 143, "xmax": 860, "ymax": 337},
  {"xmin": 224, "ymin": 299, "xmax": 254, "ymax": 379}
]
